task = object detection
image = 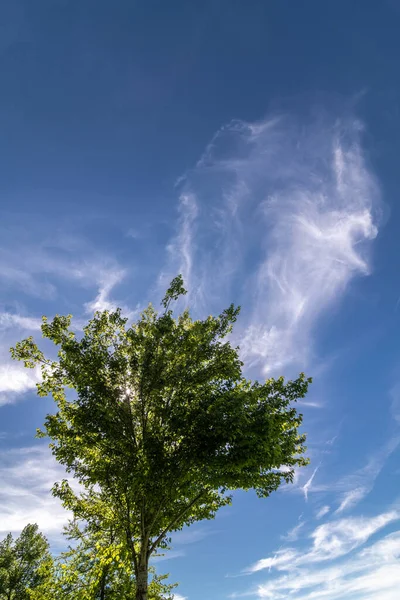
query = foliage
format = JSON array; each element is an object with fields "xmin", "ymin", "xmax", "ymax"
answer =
[
  {"xmin": 11, "ymin": 275, "xmax": 311, "ymax": 600},
  {"xmin": 0, "ymin": 524, "xmax": 52, "ymax": 600},
  {"xmin": 29, "ymin": 520, "xmax": 175, "ymax": 600}
]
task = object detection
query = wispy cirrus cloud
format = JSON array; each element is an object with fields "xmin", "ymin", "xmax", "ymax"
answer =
[
  {"xmin": 335, "ymin": 487, "xmax": 368, "ymax": 514},
  {"xmin": 0, "ymin": 232, "xmax": 128, "ymax": 311},
  {"xmin": 310, "ymin": 436, "xmax": 400, "ymax": 512},
  {"xmin": 282, "ymin": 518, "xmax": 305, "ymax": 542},
  {"xmin": 165, "ymin": 111, "xmax": 381, "ymax": 374},
  {"xmin": 247, "ymin": 510, "xmax": 399, "ymax": 575},
  {"xmin": 0, "ymin": 445, "xmax": 69, "ymax": 542},
  {"xmin": 0, "ymin": 233, "xmax": 134, "ymax": 404},
  {"xmin": 0, "ymin": 262, "xmax": 57, "ymax": 299},
  {"xmin": 240, "ymin": 510, "xmax": 400, "ymax": 600},
  {"xmin": 159, "ymin": 193, "xmax": 199, "ymax": 308},
  {"xmin": 0, "ymin": 312, "xmax": 42, "ymax": 331},
  {"xmin": 240, "ymin": 117, "xmax": 380, "ymax": 374},
  {"xmin": 84, "ymin": 268, "xmax": 127, "ymax": 314},
  {"xmin": 316, "ymin": 505, "xmax": 330, "ymax": 519},
  {"xmin": 302, "ymin": 466, "xmax": 319, "ymax": 502},
  {"xmin": 284, "ymin": 433, "xmax": 399, "ymax": 511}
]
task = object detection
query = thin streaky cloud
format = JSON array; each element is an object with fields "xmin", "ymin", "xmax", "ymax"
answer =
[
  {"xmin": 326, "ymin": 435, "xmax": 338, "ymax": 446},
  {"xmin": 0, "ymin": 312, "xmax": 42, "ymax": 331},
  {"xmin": 0, "ymin": 445, "xmax": 69, "ymax": 540},
  {"xmin": 312, "ymin": 436, "xmax": 400, "ymax": 511},
  {"xmin": 152, "ymin": 549, "xmax": 186, "ymax": 562},
  {"xmin": 239, "ymin": 511, "xmax": 400, "ymax": 600},
  {"xmin": 161, "ymin": 193, "xmax": 199, "ymax": 308},
  {"xmin": 0, "ymin": 263, "xmax": 56, "ymax": 299},
  {"xmin": 0, "ymin": 234, "xmax": 131, "ymax": 314},
  {"xmin": 316, "ymin": 505, "xmax": 330, "ymax": 519},
  {"xmin": 296, "ymin": 400, "xmax": 324, "ymax": 409},
  {"xmin": 241, "ymin": 124, "xmax": 380, "ymax": 373},
  {"xmin": 302, "ymin": 466, "xmax": 319, "ymax": 502},
  {"xmin": 245, "ymin": 509, "xmax": 399, "ymax": 574},
  {"xmin": 84, "ymin": 268, "xmax": 127, "ymax": 314},
  {"xmin": 282, "ymin": 520, "xmax": 305, "ymax": 542},
  {"xmin": 164, "ymin": 111, "xmax": 381, "ymax": 374},
  {"xmin": 335, "ymin": 487, "xmax": 368, "ymax": 514},
  {"xmin": 0, "ymin": 238, "xmax": 134, "ymax": 403}
]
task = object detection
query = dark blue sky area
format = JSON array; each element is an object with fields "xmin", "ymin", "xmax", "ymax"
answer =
[{"xmin": 1, "ymin": 0, "xmax": 400, "ymax": 212}]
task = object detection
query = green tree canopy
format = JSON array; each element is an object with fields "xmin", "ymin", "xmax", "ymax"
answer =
[
  {"xmin": 11, "ymin": 276, "xmax": 311, "ymax": 600},
  {"xmin": 0, "ymin": 524, "xmax": 52, "ymax": 600}
]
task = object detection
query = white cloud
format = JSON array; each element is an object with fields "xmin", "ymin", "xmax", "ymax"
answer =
[
  {"xmin": 240, "ymin": 509, "xmax": 400, "ymax": 600},
  {"xmin": 296, "ymin": 400, "xmax": 324, "ymax": 409},
  {"xmin": 0, "ymin": 249, "xmax": 134, "ymax": 406},
  {"xmin": 0, "ymin": 312, "xmax": 42, "ymax": 331},
  {"xmin": 326, "ymin": 436, "xmax": 338, "ymax": 446},
  {"xmin": 161, "ymin": 193, "xmax": 200, "ymax": 308},
  {"xmin": 0, "ymin": 364, "xmax": 40, "ymax": 404},
  {"xmin": 84, "ymin": 268, "xmax": 127, "ymax": 313},
  {"xmin": 303, "ymin": 437, "xmax": 400, "ymax": 509},
  {"xmin": 247, "ymin": 549, "xmax": 298, "ymax": 574},
  {"xmin": 0, "ymin": 233, "xmax": 130, "ymax": 318},
  {"xmin": 240, "ymin": 120, "xmax": 380, "ymax": 373},
  {"xmin": 152, "ymin": 549, "xmax": 186, "ymax": 563},
  {"xmin": 282, "ymin": 520, "xmax": 305, "ymax": 542},
  {"xmin": 0, "ymin": 312, "xmax": 42, "ymax": 406},
  {"xmin": 309, "ymin": 512, "xmax": 398, "ymax": 562},
  {"xmin": 241, "ymin": 520, "xmax": 400, "ymax": 600},
  {"xmin": 302, "ymin": 466, "xmax": 319, "ymax": 501},
  {"xmin": 172, "ymin": 526, "xmax": 213, "ymax": 546},
  {"xmin": 335, "ymin": 487, "xmax": 367, "ymax": 514},
  {"xmin": 126, "ymin": 228, "xmax": 141, "ymax": 240},
  {"xmin": 166, "ymin": 112, "xmax": 381, "ymax": 373},
  {"xmin": 246, "ymin": 511, "xmax": 399, "ymax": 576},
  {"xmin": 0, "ymin": 445, "xmax": 69, "ymax": 540},
  {"xmin": 0, "ymin": 263, "xmax": 57, "ymax": 299},
  {"xmin": 316, "ymin": 505, "xmax": 330, "ymax": 519}
]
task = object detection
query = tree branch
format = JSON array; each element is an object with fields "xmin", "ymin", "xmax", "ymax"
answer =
[
  {"xmin": 124, "ymin": 492, "xmax": 138, "ymax": 575},
  {"xmin": 149, "ymin": 491, "xmax": 205, "ymax": 555}
]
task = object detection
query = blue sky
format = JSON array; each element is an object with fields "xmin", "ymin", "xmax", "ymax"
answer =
[{"xmin": 1, "ymin": 1, "xmax": 400, "ymax": 599}]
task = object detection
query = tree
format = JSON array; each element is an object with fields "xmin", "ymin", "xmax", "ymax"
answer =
[
  {"xmin": 29, "ymin": 519, "xmax": 176, "ymax": 600},
  {"xmin": 11, "ymin": 276, "xmax": 311, "ymax": 600},
  {"xmin": 0, "ymin": 524, "xmax": 52, "ymax": 600}
]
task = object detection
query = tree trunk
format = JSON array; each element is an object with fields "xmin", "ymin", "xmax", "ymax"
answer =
[
  {"xmin": 135, "ymin": 559, "xmax": 148, "ymax": 600},
  {"xmin": 99, "ymin": 568, "xmax": 107, "ymax": 600}
]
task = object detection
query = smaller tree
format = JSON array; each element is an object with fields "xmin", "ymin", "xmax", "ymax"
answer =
[
  {"xmin": 0, "ymin": 524, "xmax": 52, "ymax": 600},
  {"xmin": 29, "ymin": 519, "xmax": 176, "ymax": 600}
]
